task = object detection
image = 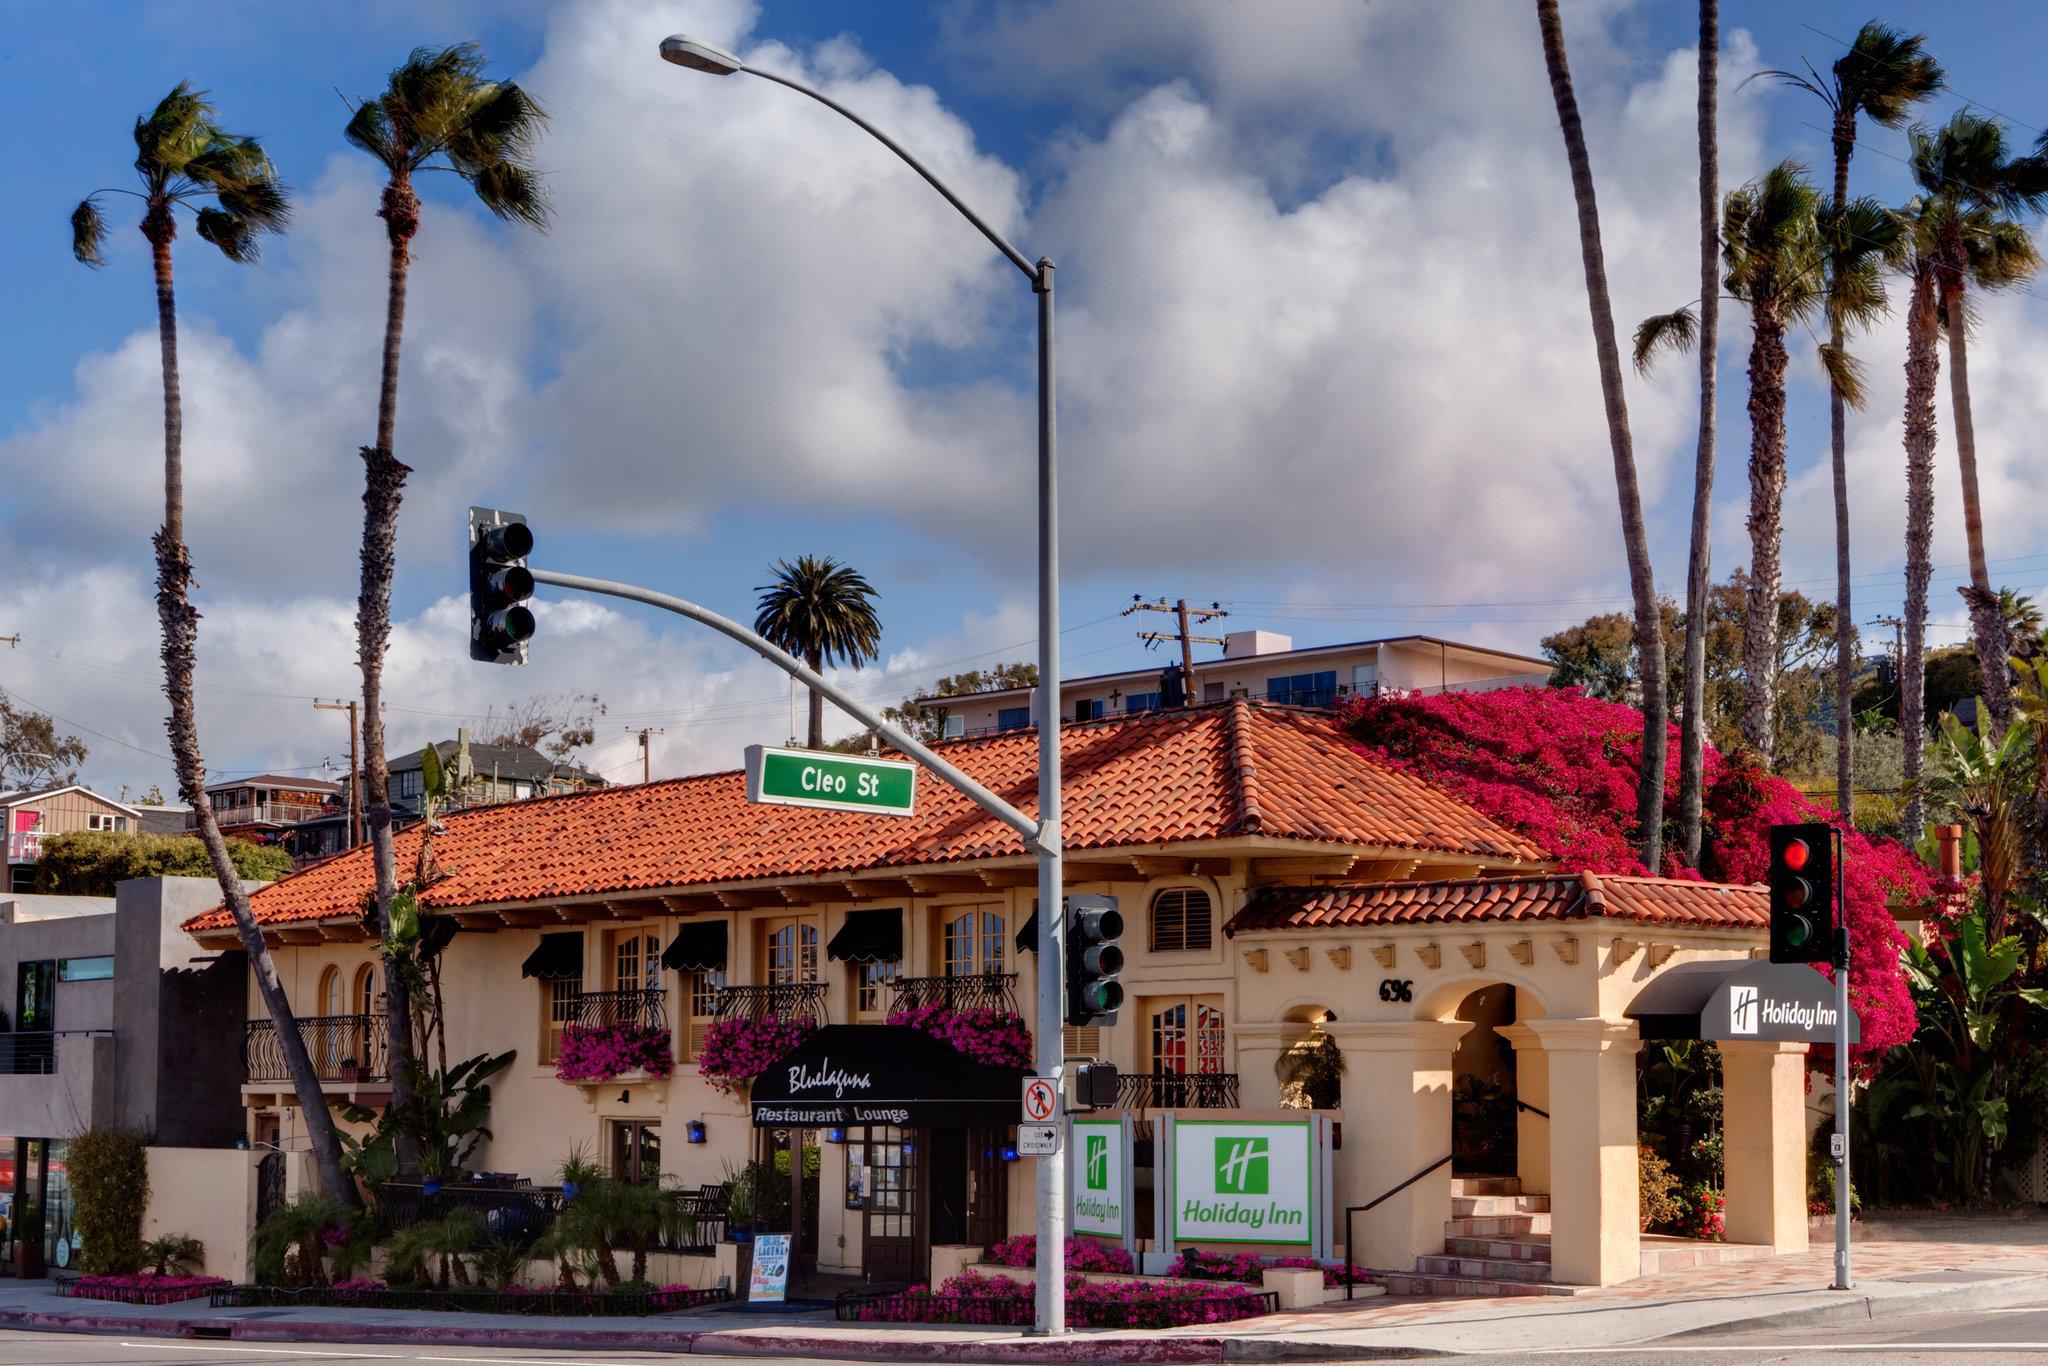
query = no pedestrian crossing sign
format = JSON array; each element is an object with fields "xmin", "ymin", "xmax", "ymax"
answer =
[
  {"xmin": 1023, "ymin": 1076, "xmax": 1058, "ymax": 1122},
  {"xmin": 745, "ymin": 744, "xmax": 917, "ymax": 817}
]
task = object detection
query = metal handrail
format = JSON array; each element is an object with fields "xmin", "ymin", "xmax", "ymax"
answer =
[
  {"xmin": 244, "ymin": 1013, "xmax": 388, "ymax": 1083},
  {"xmin": 1517, "ymin": 1100, "xmax": 1550, "ymax": 1119},
  {"xmin": 714, "ymin": 981, "xmax": 826, "ymax": 1022},
  {"xmin": 888, "ymin": 972, "xmax": 1017, "ymax": 1014},
  {"xmin": 1343, "ymin": 1153, "xmax": 1452, "ymax": 1301},
  {"xmin": 571, "ymin": 987, "xmax": 667, "ymax": 1031},
  {"xmin": 1115, "ymin": 1071, "xmax": 1241, "ymax": 1110}
]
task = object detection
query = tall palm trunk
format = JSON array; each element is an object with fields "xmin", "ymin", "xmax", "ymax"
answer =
[
  {"xmin": 1899, "ymin": 265, "xmax": 1940, "ymax": 847},
  {"xmin": 1741, "ymin": 302, "xmax": 1790, "ymax": 762},
  {"xmin": 1938, "ymin": 230, "xmax": 2014, "ymax": 734},
  {"xmin": 806, "ymin": 647, "xmax": 824, "ymax": 749},
  {"xmin": 1676, "ymin": 0, "xmax": 1719, "ymax": 866},
  {"xmin": 1536, "ymin": 0, "xmax": 1669, "ymax": 872},
  {"xmin": 361, "ymin": 171, "xmax": 421, "ymax": 1166},
  {"xmin": 146, "ymin": 208, "xmax": 354, "ymax": 1202},
  {"xmin": 1828, "ymin": 109, "xmax": 1857, "ymax": 819}
]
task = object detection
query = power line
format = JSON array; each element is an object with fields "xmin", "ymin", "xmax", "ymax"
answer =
[{"xmin": 1794, "ymin": 22, "xmax": 2045, "ymax": 139}]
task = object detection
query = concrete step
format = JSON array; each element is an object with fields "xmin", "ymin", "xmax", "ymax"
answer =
[
  {"xmin": 1380, "ymin": 1271, "xmax": 1576, "ymax": 1298},
  {"xmin": 1452, "ymin": 1193, "xmax": 1551, "ymax": 1217},
  {"xmin": 1445, "ymin": 1233, "xmax": 1551, "ymax": 1261},
  {"xmin": 1638, "ymin": 1237, "xmax": 1776, "ymax": 1276},
  {"xmin": 1449, "ymin": 1175, "xmax": 1523, "ymax": 1197},
  {"xmin": 1415, "ymin": 1253, "xmax": 1553, "ymax": 1283},
  {"xmin": 1445, "ymin": 1213, "xmax": 1550, "ymax": 1238}
]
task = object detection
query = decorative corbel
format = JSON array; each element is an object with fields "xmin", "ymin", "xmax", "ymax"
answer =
[
  {"xmin": 1415, "ymin": 942, "xmax": 1441, "ymax": 970},
  {"xmin": 1508, "ymin": 939, "xmax": 1534, "ymax": 967},
  {"xmin": 1370, "ymin": 943, "xmax": 1397, "ymax": 969},
  {"xmin": 1612, "ymin": 937, "xmax": 1642, "ymax": 966},
  {"xmin": 1283, "ymin": 946, "xmax": 1310, "ymax": 972},
  {"xmin": 1324, "ymin": 946, "xmax": 1352, "ymax": 971},
  {"xmin": 1242, "ymin": 947, "xmax": 1270, "ymax": 973},
  {"xmin": 1645, "ymin": 942, "xmax": 1677, "ymax": 969},
  {"xmin": 1459, "ymin": 942, "xmax": 1485, "ymax": 970},
  {"xmin": 1552, "ymin": 935, "xmax": 1580, "ymax": 966}
]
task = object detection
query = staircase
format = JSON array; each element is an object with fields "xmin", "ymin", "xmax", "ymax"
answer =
[{"xmin": 1379, "ymin": 1176, "xmax": 1576, "ymax": 1298}]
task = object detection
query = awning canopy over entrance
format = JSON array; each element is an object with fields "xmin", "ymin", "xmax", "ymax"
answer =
[
  {"xmin": 519, "ymin": 932, "xmax": 582, "ymax": 979},
  {"xmin": 660, "ymin": 920, "xmax": 728, "ymax": 973},
  {"xmin": 750, "ymin": 1025, "xmax": 1027, "ymax": 1128},
  {"xmin": 826, "ymin": 907, "xmax": 902, "ymax": 964},
  {"xmin": 1626, "ymin": 959, "xmax": 1860, "ymax": 1043}
]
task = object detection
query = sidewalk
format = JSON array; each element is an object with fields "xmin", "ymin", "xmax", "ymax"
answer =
[{"xmin": 6, "ymin": 1221, "xmax": 2048, "ymax": 1361}]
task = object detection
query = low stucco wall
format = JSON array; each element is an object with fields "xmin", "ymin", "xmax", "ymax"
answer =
[{"xmin": 146, "ymin": 1147, "xmax": 259, "ymax": 1283}]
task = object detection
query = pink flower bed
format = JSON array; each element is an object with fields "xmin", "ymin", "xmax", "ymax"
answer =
[
  {"xmin": 63, "ymin": 1274, "xmax": 229, "ymax": 1304},
  {"xmin": 886, "ymin": 1002, "xmax": 1033, "ymax": 1069},
  {"xmin": 986, "ymin": 1233, "xmax": 1136, "ymax": 1274},
  {"xmin": 696, "ymin": 1013, "xmax": 814, "ymax": 1095},
  {"xmin": 847, "ymin": 1267, "xmax": 1271, "ymax": 1328},
  {"xmin": 1339, "ymin": 687, "xmax": 1925, "ymax": 1065},
  {"xmin": 1164, "ymin": 1248, "xmax": 1375, "ymax": 1288},
  {"xmin": 553, "ymin": 1022, "xmax": 675, "ymax": 1082}
]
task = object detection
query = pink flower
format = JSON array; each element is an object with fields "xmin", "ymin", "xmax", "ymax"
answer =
[
  {"xmin": 697, "ymin": 1013, "xmax": 815, "ymax": 1095},
  {"xmin": 553, "ymin": 1023, "xmax": 676, "ymax": 1082},
  {"xmin": 887, "ymin": 1004, "xmax": 1034, "ymax": 1070}
]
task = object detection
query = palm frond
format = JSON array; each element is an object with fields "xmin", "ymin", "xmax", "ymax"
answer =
[
  {"xmin": 343, "ymin": 99, "xmax": 399, "ymax": 168},
  {"xmin": 447, "ymin": 81, "xmax": 547, "ymax": 166},
  {"xmin": 1968, "ymin": 216, "xmax": 2042, "ymax": 291},
  {"xmin": 467, "ymin": 161, "xmax": 551, "ymax": 228},
  {"xmin": 1744, "ymin": 65, "xmax": 1831, "ymax": 107},
  {"xmin": 194, "ymin": 206, "xmax": 261, "ymax": 263},
  {"xmin": 1835, "ymin": 23, "xmax": 1943, "ymax": 128},
  {"xmin": 1817, "ymin": 341, "xmax": 1870, "ymax": 410},
  {"xmin": 133, "ymin": 82, "xmax": 210, "ymax": 179},
  {"xmin": 1632, "ymin": 306, "xmax": 1698, "ymax": 374},
  {"xmin": 70, "ymin": 196, "xmax": 109, "ymax": 266}
]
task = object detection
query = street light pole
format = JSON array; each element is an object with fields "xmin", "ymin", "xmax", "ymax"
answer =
[{"xmin": 659, "ymin": 34, "xmax": 1067, "ymax": 1334}]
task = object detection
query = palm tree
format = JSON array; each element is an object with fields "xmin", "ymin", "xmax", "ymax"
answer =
[
  {"xmin": 343, "ymin": 44, "xmax": 548, "ymax": 1160},
  {"xmin": 70, "ymin": 87, "xmax": 354, "ymax": 1204},
  {"xmin": 1890, "ymin": 198, "xmax": 2033, "ymax": 844},
  {"xmin": 1534, "ymin": 0, "xmax": 1669, "ymax": 872},
  {"xmin": 1675, "ymin": 0, "xmax": 1720, "ymax": 867},
  {"xmin": 1909, "ymin": 113, "xmax": 2048, "ymax": 733},
  {"xmin": 1758, "ymin": 23, "xmax": 1941, "ymax": 820},
  {"xmin": 755, "ymin": 557, "xmax": 884, "ymax": 749}
]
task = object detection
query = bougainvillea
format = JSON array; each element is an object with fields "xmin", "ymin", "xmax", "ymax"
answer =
[
  {"xmin": 552, "ymin": 1023, "xmax": 676, "ymax": 1083},
  {"xmin": 887, "ymin": 1003, "xmax": 1034, "ymax": 1070},
  {"xmin": 1163, "ymin": 1248, "xmax": 1375, "ymax": 1288},
  {"xmin": 695, "ymin": 1013, "xmax": 814, "ymax": 1095},
  {"xmin": 985, "ymin": 1233, "xmax": 1135, "ymax": 1274},
  {"xmin": 62, "ymin": 1274, "xmax": 229, "ymax": 1304},
  {"xmin": 847, "ymin": 1267, "xmax": 1273, "ymax": 1327},
  {"xmin": 1337, "ymin": 687, "xmax": 1925, "ymax": 1063}
]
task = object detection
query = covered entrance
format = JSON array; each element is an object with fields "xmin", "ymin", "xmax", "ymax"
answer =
[{"xmin": 750, "ymin": 1025, "xmax": 1023, "ymax": 1285}]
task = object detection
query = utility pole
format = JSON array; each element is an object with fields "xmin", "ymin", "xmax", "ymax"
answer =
[
  {"xmin": 1868, "ymin": 615, "xmax": 1906, "ymax": 677},
  {"xmin": 633, "ymin": 726, "xmax": 665, "ymax": 783},
  {"xmin": 0, "ymin": 634, "xmax": 20, "ymax": 649},
  {"xmin": 313, "ymin": 699, "xmax": 365, "ymax": 849},
  {"xmin": 1123, "ymin": 597, "xmax": 1228, "ymax": 703}
]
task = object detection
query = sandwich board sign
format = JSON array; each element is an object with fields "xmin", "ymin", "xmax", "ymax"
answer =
[
  {"xmin": 1070, "ymin": 1117, "xmax": 1133, "ymax": 1244},
  {"xmin": 1160, "ymin": 1117, "xmax": 1328, "ymax": 1252},
  {"xmin": 747, "ymin": 1231, "xmax": 792, "ymax": 1302}
]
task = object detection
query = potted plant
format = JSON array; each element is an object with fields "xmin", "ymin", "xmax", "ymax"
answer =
[
  {"xmin": 337, "ymin": 1057, "xmax": 361, "ymax": 1084},
  {"xmin": 13, "ymin": 1203, "xmax": 45, "ymax": 1279}
]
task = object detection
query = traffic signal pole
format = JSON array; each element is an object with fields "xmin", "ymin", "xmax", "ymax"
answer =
[{"xmin": 1833, "ymin": 830, "xmax": 1851, "ymax": 1291}]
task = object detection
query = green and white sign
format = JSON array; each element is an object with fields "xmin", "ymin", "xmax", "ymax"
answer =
[
  {"xmin": 1071, "ymin": 1120, "xmax": 1127, "ymax": 1239},
  {"xmin": 1171, "ymin": 1120, "xmax": 1314, "ymax": 1246},
  {"xmin": 745, "ymin": 744, "xmax": 917, "ymax": 817}
]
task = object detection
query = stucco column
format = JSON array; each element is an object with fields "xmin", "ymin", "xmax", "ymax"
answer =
[
  {"xmin": 1528, "ymin": 1017, "xmax": 1639, "ymax": 1286},
  {"xmin": 1321, "ymin": 1019, "xmax": 1468, "ymax": 1270},
  {"xmin": 1720, "ymin": 1040, "xmax": 1810, "ymax": 1252},
  {"xmin": 1497, "ymin": 1022, "xmax": 1550, "ymax": 1195},
  {"xmin": 1233, "ymin": 1021, "xmax": 1299, "ymax": 1109}
]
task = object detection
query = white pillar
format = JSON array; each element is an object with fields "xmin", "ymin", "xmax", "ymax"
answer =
[
  {"xmin": 1720, "ymin": 1039, "xmax": 1810, "ymax": 1252},
  {"xmin": 1528, "ymin": 1017, "xmax": 1639, "ymax": 1286},
  {"xmin": 1497, "ymin": 1022, "xmax": 1550, "ymax": 1195},
  {"xmin": 1233, "ymin": 1021, "xmax": 1298, "ymax": 1109},
  {"xmin": 1321, "ymin": 1019, "xmax": 1468, "ymax": 1269}
]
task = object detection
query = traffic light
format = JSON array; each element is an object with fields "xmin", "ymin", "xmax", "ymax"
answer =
[
  {"xmin": 1768, "ymin": 822, "xmax": 1835, "ymax": 965},
  {"xmin": 1071, "ymin": 1060, "xmax": 1121, "ymax": 1110},
  {"xmin": 1065, "ymin": 894, "xmax": 1125, "ymax": 1027},
  {"xmin": 469, "ymin": 507, "xmax": 535, "ymax": 665}
]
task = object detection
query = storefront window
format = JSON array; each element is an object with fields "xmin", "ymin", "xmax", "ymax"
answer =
[{"xmin": 43, "ymin": 1140, "xmax": 72, "ymax": 1271}]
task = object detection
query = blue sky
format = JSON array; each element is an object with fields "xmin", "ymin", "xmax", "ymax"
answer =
[{"xmin": 4, "ymin": 0, "xmax": 2046, "ymax": 794}]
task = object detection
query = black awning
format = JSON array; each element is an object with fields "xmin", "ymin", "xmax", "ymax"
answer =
[
  {"xmin": 1015, "ymin": 910, "xmax": 1037, "ymax": 954},
  {"xmin": 520, "ymin": 932, "xmax": 582, "ymax": 980},
  {"xmin": 750, "ymin": 1025, "xmax": 1029, "ymax": 1128},
  {"xmin": 661, "ymin": 920, "xmax": 728, "ymax": 973},
  {"xmin": 826, "ymin": 908, "xmax": 902, "ymax": 964},
  {"xmin": 1626, "ymin": 959, "xmax": 1861, "ymax": 1043}
]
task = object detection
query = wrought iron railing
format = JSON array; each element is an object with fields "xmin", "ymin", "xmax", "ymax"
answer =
[
  {"xmin": 571, "ymin": 987, "xmax": 667, "ymax": 1031},
  {"xmin": 1114, "ymin": 1071, "xmax": 1240, "ymax": 1109},
  {"xmin": 714, "ymin": 981, "xmax": 827, "ymax": 1022},
  {"xmin": 243, "ymin": 1013, "xmax": 387, "ymax": 1083},
  {"xmin": 379, "ymin": 1178, "xmax": 729, "ymax": 1253},
  {"xmin": 888, "ymin": 972, "xmax": 1018, "ymax": 1014},
  {"xmin": 0, "ymin": 1032, "xmax": 57, "ymax": 1075}
]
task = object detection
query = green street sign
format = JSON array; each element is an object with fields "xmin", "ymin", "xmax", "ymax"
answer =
[{"xmin": 745, "ymin": 744, "xmax": 917, "ymax": 817}]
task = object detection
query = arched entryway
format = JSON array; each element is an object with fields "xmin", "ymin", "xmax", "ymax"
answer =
[{"xmin": 1448, "ymin": 984, "xmax": 1518, "ymax": 1178}]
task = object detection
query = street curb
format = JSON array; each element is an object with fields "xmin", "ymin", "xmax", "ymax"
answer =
[{"xmin": 1651, "ymin": 1270, "xmax": 2048, "ymax": 1342}]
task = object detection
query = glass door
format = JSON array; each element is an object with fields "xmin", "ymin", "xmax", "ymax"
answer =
[{"xmin": 859, "ymin": 1126, "xmax": 921, "ymax": 1284}]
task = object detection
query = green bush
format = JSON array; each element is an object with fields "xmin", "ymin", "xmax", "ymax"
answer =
[
  {"xmin": 1638, "ymin": 1146, "xmax": 1681, "ymax": 1231},
  {"xmin": 68, "ymin": 1128, "xmax": 150, "ymax": 1275},
  {"xmin": 142, "ymin": 1233, "xmax": 205, "ymax": 1276},
  {"xmin": 32, "ymin": 829, "xmax": 292, "ymax": 896}
]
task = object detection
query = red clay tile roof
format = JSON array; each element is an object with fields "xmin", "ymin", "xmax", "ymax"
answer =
[
  {"xmin": 1224, "ymin": 871, "xmax": 1767, "ymax": 934},
  {"xmin": 186, "ymin": 701, "xmax": 1544, "ymax": 931}
]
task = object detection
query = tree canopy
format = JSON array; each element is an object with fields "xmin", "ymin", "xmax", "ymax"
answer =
[
  {"xmin": 33, "ymin": 830, "xmax": 293, "ymax": 897},
  {"xmin": 0, "ymin": 696, "xmax": 89, "ymax": 791}
]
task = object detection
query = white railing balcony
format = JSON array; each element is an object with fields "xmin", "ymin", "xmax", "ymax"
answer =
[
  {"xmin": 195, "ymin": 803, "xmax": 327, "ymax": 828},
  {"xmin": 6, "ymin": 830, "xmax": 43, "ymax": 863}
]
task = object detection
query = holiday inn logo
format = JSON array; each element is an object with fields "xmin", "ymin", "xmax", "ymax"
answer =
[
  {"xmin": 1086, "ymin": 1134, "xmax": 1110, "ymax": 1190},
  {"xmin": 1214, "ymin": 1136, "xmax": 1270, "ymax": 1195},
  {"xmin": 1728, "ymin": 985, "xmax": 1760, "ymax": 1036}
]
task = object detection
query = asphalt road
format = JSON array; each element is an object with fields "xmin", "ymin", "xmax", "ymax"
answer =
[
  {"xmin": 1450, "ymin": 1299, "xmax": 2048, "ymax": 1363},
  {"xmin": 0, "ymin": 1336, "xmax": 729, "ymax": 1365}
]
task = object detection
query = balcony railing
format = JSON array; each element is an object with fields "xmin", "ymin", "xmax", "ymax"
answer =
[
  {"xmin": 572, "ymin": 988, "xmax": 667, "ymax": 1031},
  {"xmin": 244, "ymin": 1013, "xmax": 388, "ymax": 1084},
  {"xmin": 1115, "ymin": 1071, "xmax": 1240, "ymax": 1110},
  {"xmin": 0, "ymin": 1032, "xmax": 57, "ymax": 1075},
  {"xmin": 201, "ymin": 802, "xmax": 329, "ymax": 829},
  {"xmin": 6, "ymin": 830, "xmax": 44, "ymax": 863},
  {"xmin": 714, "ymin": 981, "xmax": 827, "ymax": 1023},
  {"xmin": 889, "ymin": 972, "xmax": 1018, "ymax": 1015}
]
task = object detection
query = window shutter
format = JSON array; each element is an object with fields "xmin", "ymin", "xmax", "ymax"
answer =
[
  {"xmin": 1148, "ymin": 888, "xmax": 1213, "ymax": 953},
  {"xmin": 1063, "ymin": 1025, "xmax": 1102, "ymax": 1059}
]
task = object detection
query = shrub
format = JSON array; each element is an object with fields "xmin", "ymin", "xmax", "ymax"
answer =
[
  {"xmin": 33, "ymin": 829, "xmax": 290, "ymax": 896},
  {"xmin": 255, "ymin": 1193, "xmax": 347, "ymax": 1286},
  {"xmin": 1164, "ymin": 1248, "xmax": 1375, "ymax": 1288},
  {"xmin": 63, "ymin": 1273, "xmax": 228, "ymax": 1304},
  {"xmin": 1638, "ymin": 1146, "xmax": 1681, "ymax": 1231},
  {"xmin": 985, "ymin": 1233, "xmax": 1135, "ymax": 1274},
  {"xmin": 141, "ymin": 1233, "xmax": 205, "ymax": 1277},
  {"xmin": 848, "ymin": 1267, "xmax": 1273, "ymax": 1328},
  {"xmin": 1669, "ymin": 1183, "xmax": 1726, "ymax": 1241},
  {"xmin": 68, "ymin": 1128, "xmax": 150, "ymax": 1275}
]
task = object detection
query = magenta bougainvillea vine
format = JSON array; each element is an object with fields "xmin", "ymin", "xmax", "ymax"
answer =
[
  {"xmin": 696, "ymin": 1013, "xmax": 815, "ymax": 1095},
  {"xmin": 984, "ymin": 1233, "xmax": 1136, "ymax": 1274},
  {"xmin": 886, "ymin": 1002, "xmax": 1033, "ymax": 1070},
  {"xmin": 1337, "ymin": 687, "xmax": 1926, "ymax": 1062},
  {"xmin": 553, "ymin": 1023, "xmax": 676, "ymax": 1083}
]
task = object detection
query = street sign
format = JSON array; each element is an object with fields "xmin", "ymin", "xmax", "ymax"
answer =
[
  {"xmin": 745, "ymin": 744, "xmax": 917, "ymax": 817},
  {"xmin": 1023, "ymin": 1076, "xmax": 1058, "ymax": 1122},
  {"xmin": 1018, "ymin": 1124, "xmax": 1060, "ymax": 1156}
]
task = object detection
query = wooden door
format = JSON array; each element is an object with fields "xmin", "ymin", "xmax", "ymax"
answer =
[{"xmin": 859, "ymin": 1126, "xmax": 921, "ymax": 1284}]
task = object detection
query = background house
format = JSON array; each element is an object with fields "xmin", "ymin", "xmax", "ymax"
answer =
[{"xmin": 2, "ymin": 787, "xmax": 141, "ymax": 894}]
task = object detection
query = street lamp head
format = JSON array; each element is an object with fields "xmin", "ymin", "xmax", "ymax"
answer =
[{"xmin": 659, "ymin": 34, "xmax": 745, "ymax": 75}]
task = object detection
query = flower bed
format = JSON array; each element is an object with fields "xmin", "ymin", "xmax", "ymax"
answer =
[
  {"xmin": 553, "ymin": 1023, "xmax": 675, "ymax": 1082},
  {"xmin": 839, "ymin": 1267, "xmax": 1275, "ymax": 1328},
  {"xmin": 886, "ymin": 1003, "xmax": 1033, "ymax": 1070},
  {"xmin": 62, "ymin": 1274, "xmax": 229, "ymax": 1305},
  {"xmin": 209, "ymin": 1282, "xmax": 730, "ymax": 1316},
  {"xmin": 696, "ymin": 1013, "xmax": 815, "ymax": 1095},
  {"xmin": 1163, "ymin": 1248, "xmax": 1376, "ymax": 1289},
  {"xmin": 985, "ymin": 1233, "xmax": 1135, "ymax": 1274}
]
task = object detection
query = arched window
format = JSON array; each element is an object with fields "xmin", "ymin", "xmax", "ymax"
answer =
[
  {"xmin": 317, "ymin": 967, "xmax": 343, "ymax": 1018},
  {"xmin": 1148, "ymin": 887, "xmax": 1214, "ymax": 954},
  {"xmin": 766, "ymin": 922, "xmax": 819, "ymax": 985},
  {"xmin": 610, "ymin": 932, "xmax": 659, "ymax": 993},
  {"xmin": 942, "ymin": 909, "xmax": 1005, "ymax": 976},
  {"xmin": 351, "ymin": 964, "xmax": 379, "ymax": 1017}
]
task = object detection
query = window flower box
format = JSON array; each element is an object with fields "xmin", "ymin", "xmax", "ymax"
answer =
[{"xmin": 552, "ymin": 1023, "xmax": 675, "ymax": 1083}]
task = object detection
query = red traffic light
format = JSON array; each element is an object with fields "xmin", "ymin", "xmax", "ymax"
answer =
[{"xmin": 1782, "ymin": 839, "xmax": 1810, "ymax": 871}]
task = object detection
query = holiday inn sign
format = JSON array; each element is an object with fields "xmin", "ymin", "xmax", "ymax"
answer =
[{"xmin": 1170, "ymin": 1120, "xmax": 1317, "ymax": 1245}]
